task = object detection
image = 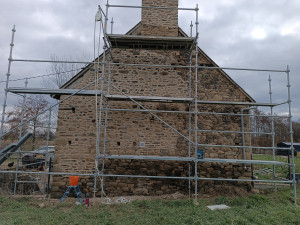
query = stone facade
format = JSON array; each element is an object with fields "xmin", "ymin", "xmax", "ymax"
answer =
[{"xmin": 51, "ymin": 0, "xmax": 253, "ymax": 198}]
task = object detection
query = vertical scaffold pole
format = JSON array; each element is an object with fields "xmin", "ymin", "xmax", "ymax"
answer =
[
  {"xmin": 188, "ymin": 25, "xmax": 193, "ymax": 198},
  {"xmin": 94, "ymin": 5, "xmax": 103, "ymax": 197},
  {"xmin": 188, "ymin": 108, "xmax": 192, "ymax": 199},
  {"xmin": 194, "ymin": 4, "xmax": 199, "ymax": 203},
  {"xmin": 101, "ymin": 56, "xmax": 112, "ymax": 198},
  {"xmin": 268, "ymin": 75, "xmax": 276, "ymax": 191},
  {"xmin": 93, "ymin": 4, "xmax": 103, "ymax": 198},
  {"xmin": 0, "ymin": 25, "xmax": 16, "ymax": 149},
  {"xmin": 286, "ymin": 66, "xmax": 297, "ymax": 205},
  {"xmin": 94, "ymin": 0, "xmax": 109, "ymax": 198},
  {"xmin": 43, "ymin": 108, "xmax": 52, "ymax": 196},
  {"xmin": 111, "ymin": 17, "xmax": 114, "ymax": 34},
  {"xmin": 13, "ymin": 78, "xmax": 28, "ymax": 195},
  {"xmin": 241, "ymin": 108, "xmax": 246, "ymax": 168}
]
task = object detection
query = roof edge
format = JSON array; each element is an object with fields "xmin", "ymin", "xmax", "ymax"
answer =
[{"xmin": 60, "ymin": 23, "xmax": 255, "ymax": 103}]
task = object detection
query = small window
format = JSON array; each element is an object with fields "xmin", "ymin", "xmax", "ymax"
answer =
[{"xmin": 140, "ymin": 142, "xmax": 145, "ymax": 148}]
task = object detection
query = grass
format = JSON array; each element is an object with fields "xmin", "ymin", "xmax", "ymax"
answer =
[
  {"xmin": 252, "ymin": 154, "xmax": 300, "ymax": 180},
  {"xmin": 1, "ymin": 188, "xmax": 300, "ymax": 225}
]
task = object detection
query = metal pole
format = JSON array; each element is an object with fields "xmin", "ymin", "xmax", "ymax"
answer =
[
  {"xmin": 12, "ymin": 59, "xmax": 94, "ymax": 64},
  {"xmin": 188, "ymin": 104, "xmax": 192, "ymax": 199},
  {"xmin": 268, "ymin": 75, "xmax": 276, "ymax": 190},
  {"xmin": 241, "ymin": 107, "xmax": 256, "ymax": 170},
  {"xmin": 0, "ymin": 25, "xmax": 16, "ymax": 148},
  {"xmin": 94, "ymin": 0, "xmax": 109, "ymax": 198},
  {"xmin": 107, "ymin": 4, "xmax": 196, "ymax": 11},
  {"xmin": 104, "ymin": 107, "xmax": 288, "ymax": 118},
  {"xmin": 42, "ymin": 109, "xmax": 52, "ymax": 196},
  {"xmin": 241, "ymin": 108, "xmax": 246, "ymax": 167},
  {"xmin": 241, "ymin": 109, "xmax": 247, "ymax": 170},
  {"xmin": 10, "ymin": 58, "xmax": 287, "ymax": 73},
  {"xmin": 249, "ymin": 110, "xmax": 254, "ymax": 187},
  {"xmin": 190, "ymin": 21, "xmax": 193, "ymax": 37},
  {"xmin": 188, "ymin": 33, "xmax": 193, "ymax": 198},
  {"xmin": 1, "ymin": 169, "xmax": 296, "ymax": 184},
  {"xmin": 194, "ymin": 4, "xmax": 199, "ymax": 203},
  {"xmin": 100, "ymin": 56, "xmax": 112, "ymax": 198},
  {"xmin": 196, "ymin": 129, "xmax": 271, "ymax": 135},
  {"xmin": 286, "ymin": 66, "xmax": 297, "ymax": 205},
  {"xmin": 111, "ymin": 17, "xmax": 114, "ymax": 34},
  {"xmin": 197, "ymin": 143, "xmax": 288, "ymax": 150},
  {"xmin": 47, "ymin": 158, "xmax": 52, "ymax": 196},
  {"xmin": 93, "ymin": 5, "xmax": 102, "ymax": 197},
  {"xmin": 13, "ymin": 78, "xmax": 28, "ymax": 195}
]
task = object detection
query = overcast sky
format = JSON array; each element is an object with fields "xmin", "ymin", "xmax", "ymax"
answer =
[{"xmin": 0, "ymin": 0, "xmax": 299, "ymax": 121}]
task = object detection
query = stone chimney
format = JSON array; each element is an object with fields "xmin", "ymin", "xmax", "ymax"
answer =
[{"xmin": 141, "ymin": 0, "xmax": 178, "ymax": 37}]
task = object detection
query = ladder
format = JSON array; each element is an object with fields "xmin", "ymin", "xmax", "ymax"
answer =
[{"xmin": 60, "ymin": 185, "xmax": 84, "ymax": 203}]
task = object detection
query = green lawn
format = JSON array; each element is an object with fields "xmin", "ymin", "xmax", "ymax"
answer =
[
  {"xmin": 1, "ymin": 188, "xmax": 300, "ymax": 225},
  {"xmin": 252, "ymin": 154, "xmax": 300, "ymax": 180}
]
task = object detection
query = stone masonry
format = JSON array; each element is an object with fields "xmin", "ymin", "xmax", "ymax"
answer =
[
  {"xmin": 141, "ymin": 0, "xmax": 178, "ymax": 37},
  {"xmin": 51, "ymin": 0, "xmax": 253, "ymax": 198}
]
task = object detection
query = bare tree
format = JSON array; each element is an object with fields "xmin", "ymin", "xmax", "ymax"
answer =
[
  {"xmin": 250, "ymin": 108, "xmax": 290, "ymax": 147},
  {"xmin": 6, "ymin": 95, "xmax": 50, "ymax": 149},
  {"xmin": 42, "ymin": 54, "xmax": 90, "ymax": 88},
  {"xmin": 293, "ymin": 120, "xmax": 300, "ymax": 142},
  {"xmin": 39, "ymin": 54, "xmax": 90, "ymax": 142}
]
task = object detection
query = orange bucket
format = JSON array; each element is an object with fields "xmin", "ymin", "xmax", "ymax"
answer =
[{"xmin": 69, "ymin": 176, "xmax": 79, "ymax": 186}]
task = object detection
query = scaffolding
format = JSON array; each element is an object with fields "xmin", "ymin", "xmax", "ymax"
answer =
[{"xmin": 0, "ymin": 1, "xmax": 297, "ymax": 204}]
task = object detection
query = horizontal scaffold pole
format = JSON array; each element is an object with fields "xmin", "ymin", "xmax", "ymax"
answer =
[
  {"xmin": 100, "ymin": 155, "xmax": 289, "ymax": 166},
  {"xmin": 99, "ymin": 174, "xmax": 292, "ymax": 184},
  {"xmin": 0, "ymin": 171, "xmax": 293, "ymax": 184},
  {"xmin": 7, "ymin": 88, "xmax": 102, "ymax": 96},
  {"xmin": 107, "ymin": 4, "xmax": 197, "ymax": 11},
  {"xmin": 12, "ymin": 58, "xmax": 92, "ymax": 64},
  {"xmin": 197, "ymin": 143, "xmax": 291, "ymax": 150},
  {"xmin": 11, "ymin": 59, "xmax": 287, "ymax": 73},
  {"xmin": 7, "ymin": 87, "xmax": 286, "ymax": 107},
  {"xmin": 0, "ymin": 171, "xmax": 292, "ymax": 184},
  {"xmin": 106, "ymin": 108, "xmax": 289, "ymax": 118}
]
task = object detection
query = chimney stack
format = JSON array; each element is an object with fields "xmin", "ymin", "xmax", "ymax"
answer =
[{"xmin": 141, "ymin": 0, "xmax": 179, "ymax": 37}]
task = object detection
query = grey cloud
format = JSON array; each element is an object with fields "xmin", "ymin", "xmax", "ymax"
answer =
[{"xmin": 0, "ymin": 0, "xmax": 299, "ymax": 120}]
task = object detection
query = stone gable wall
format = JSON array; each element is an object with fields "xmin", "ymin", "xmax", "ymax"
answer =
[{"xmin": 51, "ymin": 46, "xmax": 252, "ymax": 198}]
